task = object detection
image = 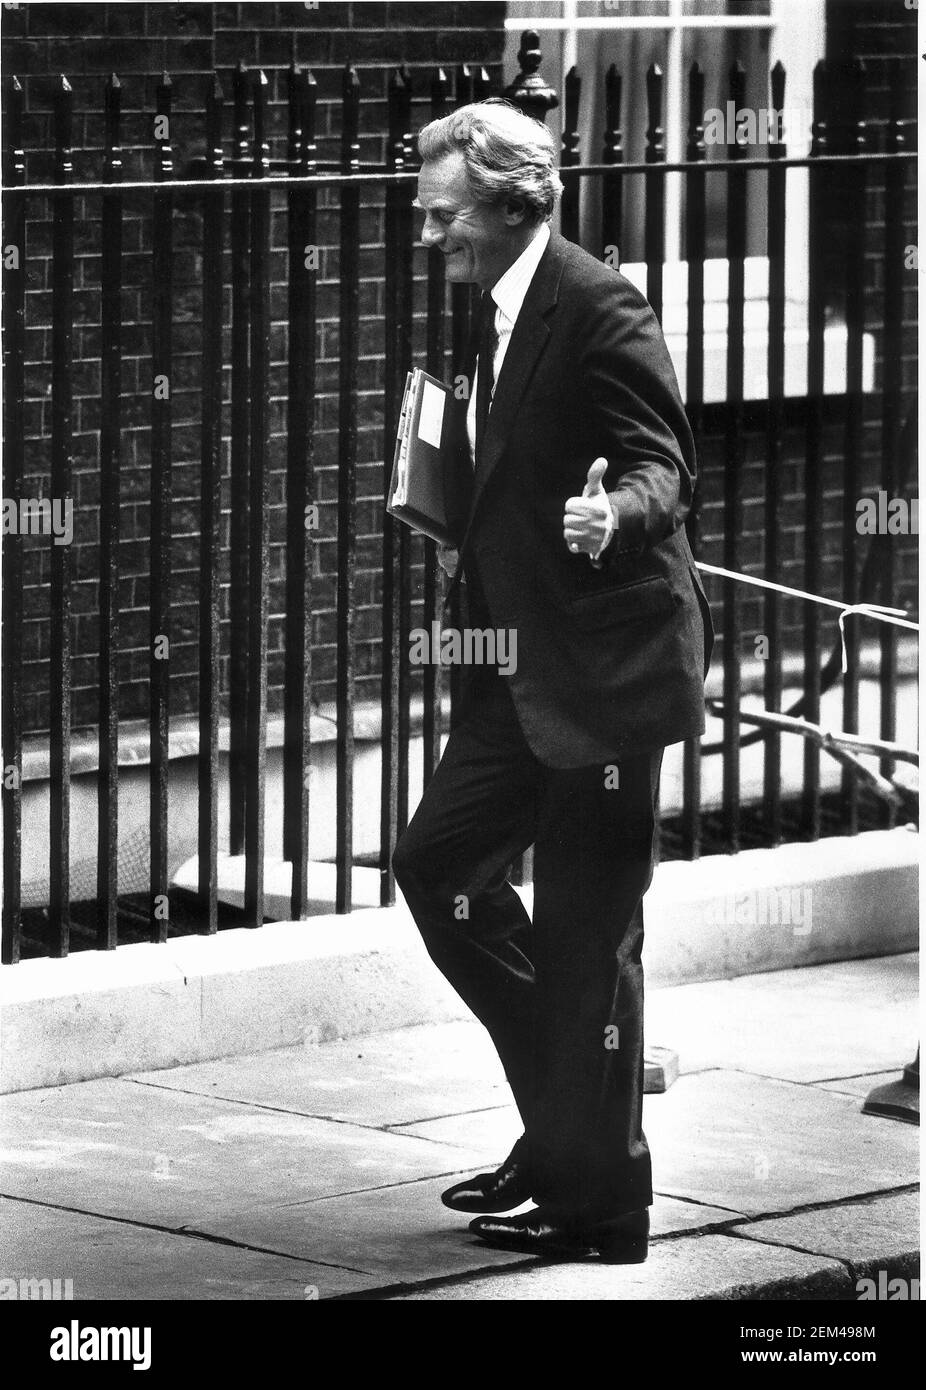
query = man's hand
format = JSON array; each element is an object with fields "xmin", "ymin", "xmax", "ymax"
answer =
[
  {"xmin": 437, "ymin": 545, "xmax": 459, "ymax": 578},
  {"xmin": 563, "ymin": 458, "xmax": 615, "ymax": 566}
]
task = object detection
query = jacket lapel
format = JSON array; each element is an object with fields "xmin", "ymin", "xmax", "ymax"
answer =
[{"xmin": 457, "ymin": 232, "xmax": 567, "ymax": 558}]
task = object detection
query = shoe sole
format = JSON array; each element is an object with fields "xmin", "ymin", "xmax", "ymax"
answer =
[{"xmin": 442, "ymin": 1197, "xmax": 534, "ymax": 1213}]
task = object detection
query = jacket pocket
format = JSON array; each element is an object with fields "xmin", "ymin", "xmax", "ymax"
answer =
[{"xmin": 566, "ymin": 574, "xmax": 677, "ymax": 628}]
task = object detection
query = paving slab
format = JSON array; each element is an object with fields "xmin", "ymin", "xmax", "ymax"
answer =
[
  {"xmin": 198, "ymin": 1177, "xmax": 738, "ymax": 1285},
  {"xmin": 390, "ymin": 1101, "xmax": 524, "ymax": 1156},
  {"xmin": 0, "ymin": 1197, "xmax": 370, "ymax": 1299},
  {"xmin": 393, "ymin": 1069, "xmax": 919, "ymax": 1218},
  {"xmin": 129, "ymin": 1021, "xmax": 508, "ymax": 1127},
  {"xmin": 647, "ymin": 1194, "xmax": 747, "ymax": 1233},
  {"xmin": 730, "ymin": 1190, "xmax": 921, "ymax": 1284},
  {"xmin": 378, "ymin": 1232, "xmax": 853, "ymax": 1301},
  {"xmin": 202, "ymin": 1176, "xmax": 531, "ymax": 1283},
  {"xmin": 644, "ymin": 955, "xmax": 918, "ymax": 1084},
  {"xmin": 0, "ymin": 1077, "xmax": 497, "ymax": 1228},
  {"xmin": 642, "ymin": 1071, "xmax": 918, "ymax": 1216}
]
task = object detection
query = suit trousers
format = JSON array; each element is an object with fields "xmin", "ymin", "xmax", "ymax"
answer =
[{"xmin": 392, "ymin": 669, "xmax": 663, "ymax": 1217}]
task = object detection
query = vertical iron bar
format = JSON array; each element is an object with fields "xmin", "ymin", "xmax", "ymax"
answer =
[
  {"xmin": 644, "ymin": 65, "xmax": 665, "ymax": 322},
  {"xmin": 379, "ymin": 69, "xmax": 404, "ymax": 907},
  {"xmin": 396, "ymin": 68, "xmax": 414, "ymax": 838},
  {"xmin": 474, "ymin": 65, "xmax": 492, "ymax": 102},
  {"xmin": 722, "ymin": 61, "xmax": 748, "ymax": 854},
  {"xmin": 601, "ymin": 65, "xmax": 623, "ymax": 263},
  {"xmin": 422, "ymin": 68, "xmax": 449, "ymax": 790},
  {"xmin": 149, "ymin": 73, "xmax": 173, "ymax": 942},
  {"xmin": 682, "ymin": 61, "xmax": 706, "ymax": 861},
  {"xmin": 198, "ymin": 75, "xmax": 224, "ymax": 934},
  {"xmin": 335, "ymin": 65, "xmax": 360, "ymax": 913},
  {"xmin": 878, "ymin": 67, "xmax": 907, "ymax": 824},
  {"xmin": 802, "ymin": 61, "xmax": 828, "ymax": 841},
  {"xmin": 1, "ymin": 77, "xmax": 26, "ymax": 964},
  {"xmin": 97, "ymin": 73, "xmax": 123, "ymax": 947},
  {"xmin": 228, "ymin": 61, "xmax": 251, "ymax": 857},
  {"xmin": 448, "ymin": 63, "xmax": 475, "ymax": 726},
  {"xmin": 560, "ymin": 67, "xmax": 580, "ymax": 244},
  {"xmin": 49, "ymin": 75, "xmax": 74, "ymax": 958},
  {"xmin": 839, "ymin": 59, "xmax": 866, "ymax": 835},
  {"xmin": 285, "ymin": 65, "xmax": 317, "ymax": 920},
  {"xmin": 456, "ymin": 62, "xmax": 474, "ymax": 109},
  {"xmin": 644, "ymin": 62, "xmax": 667, "ymax": 858},
  {"xmin": 763, "ymin": 59, "xmax": 787, "ymax": 847},
  {"xmin": 244, "ymin": 70, "xmax": 270, "ymax": 927}
]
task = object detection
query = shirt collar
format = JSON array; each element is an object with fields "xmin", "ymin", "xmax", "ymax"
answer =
[{"xmin": 489, "ymin": 222, "xmax": 551, "ymax": 324}]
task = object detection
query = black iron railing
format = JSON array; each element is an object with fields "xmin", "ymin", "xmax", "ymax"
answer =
[{"xmin": 1, "ymin": 38, "xmax": 916, "ymax": 962}]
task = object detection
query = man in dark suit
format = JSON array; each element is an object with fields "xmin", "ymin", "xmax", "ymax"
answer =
[{"xmin": 393, "ymin": 100, "xmax": 713, "ymax": 1262}]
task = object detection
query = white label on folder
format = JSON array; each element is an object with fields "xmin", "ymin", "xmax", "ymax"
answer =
[{"xmin": 417, "ymin": 380, "xmax": 445, "ymax": 449}]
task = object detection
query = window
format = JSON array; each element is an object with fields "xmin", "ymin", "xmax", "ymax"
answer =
[
  {"xmin": 504, "ymin": 1, "xmax": 867, "ymax": 403},
  {"xmin": 504, "ymin": 0, "xmax": 823, "ymax": 266}
]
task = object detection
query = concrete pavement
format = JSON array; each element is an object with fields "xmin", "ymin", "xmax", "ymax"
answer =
[{"xmin": 0, "ymin": 953, "xmax": 918, "ymax": 1301}]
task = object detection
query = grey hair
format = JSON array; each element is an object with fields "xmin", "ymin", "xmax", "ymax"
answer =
[{"xmin": 416, "ymin": 98, "xmax": 563, "ymax": 225}]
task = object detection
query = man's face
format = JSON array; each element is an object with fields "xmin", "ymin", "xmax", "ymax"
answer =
[{"xmin": 415, "ymin": 150, "xmax": 521, "ymax": 291}]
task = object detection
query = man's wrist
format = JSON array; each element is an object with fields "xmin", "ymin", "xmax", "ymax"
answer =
[{"xmin": 593, "ymin": 499, "xmax": 618, "ymax": 562}]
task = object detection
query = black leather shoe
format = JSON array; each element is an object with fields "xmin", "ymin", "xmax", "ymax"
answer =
[
  {"xmin": 469, "ymin": 1206, "xmax": 649, "ymax": 1263},
  {"xmin": 441, "ymin": 1145, "xmax": 533, "ymax": 1213}
]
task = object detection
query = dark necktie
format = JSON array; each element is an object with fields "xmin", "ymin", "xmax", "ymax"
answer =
[{"xmin": 474, "ymin": 290, "xmax": 499, "ymax": 469}]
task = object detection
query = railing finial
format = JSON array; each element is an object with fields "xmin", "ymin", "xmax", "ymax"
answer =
[{"xmin": 503, "ymin": 29, "xmax": 558, "ymax": 124}]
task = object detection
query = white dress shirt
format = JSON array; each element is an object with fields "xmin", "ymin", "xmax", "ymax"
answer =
[{"xmin": 466, "ymin": 221, "xmax": 551, "ymax": 464}]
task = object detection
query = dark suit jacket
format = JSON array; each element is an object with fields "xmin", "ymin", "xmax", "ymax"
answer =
[{"xmin": 443, "ymin": 230, "xmax": 714, "ymax": 769}]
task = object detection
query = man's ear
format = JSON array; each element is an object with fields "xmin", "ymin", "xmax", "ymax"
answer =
[{"xmin": 503, "ymin": 198, "xmax": 528, "ymax": 226}]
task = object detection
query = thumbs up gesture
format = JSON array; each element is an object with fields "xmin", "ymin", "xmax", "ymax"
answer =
[{"xmin": 563, "ymin": 457, "xmax": 615, "ymax": 568}]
